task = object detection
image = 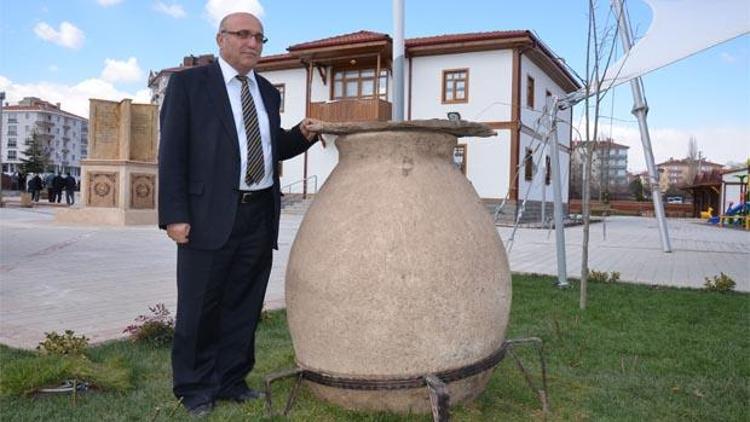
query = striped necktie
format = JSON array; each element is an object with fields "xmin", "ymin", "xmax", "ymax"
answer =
[{"xmin": 236, "ymin": 75, "xmax": 265, "ymax": 186}]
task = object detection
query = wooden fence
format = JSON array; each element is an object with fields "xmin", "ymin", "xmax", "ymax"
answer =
[{"xmin": 568, "ymin": 199, "xmax": 693, "ymax": 218}]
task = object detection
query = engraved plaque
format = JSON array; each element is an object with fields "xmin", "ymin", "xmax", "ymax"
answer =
[
  {"xmin": 130, "ymin": 173, "xmax": 155, "ymax": 209},
  {"xmin": 129, "ymin": 104, "xmax": 157, "ymax": 162},
  {"xmin": 87, "ymin": 172, "xmax": 118, "ymax": 207},
  {"xmin": 89, "ymin": 100, "xmax": 121, "ymax": 160}
]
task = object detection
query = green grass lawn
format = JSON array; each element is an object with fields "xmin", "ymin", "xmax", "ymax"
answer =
[{"xmin": 1, "ymin": 274, "xmax": 748, "ymax": 421}]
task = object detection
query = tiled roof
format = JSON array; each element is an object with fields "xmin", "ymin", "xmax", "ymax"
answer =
[
  {"xmin": 288, "ymin": 30, "xmax": 390, "ymax": 50},
  {"xmin": 259, "ymin": 52, "xmax": 296, "ymax": 63},
  {"xmin": 405, "ymin": 30, "xmax": 529, "ymax": 48},
  {"xmin": 5, "ymin": 103, "xmax": 86, "ymax": 120},
  {"xmin": 287, "ymin": 29, "xmax": 532, "ymax": 51},
  {"xmin": 657, "ymin": 158, "xmax": 724, "ymax": 167}
]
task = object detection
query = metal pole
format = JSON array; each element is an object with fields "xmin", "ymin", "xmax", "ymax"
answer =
[
  {"xmin": 612, "ymin": 0, "xmax": 672, "ymax": 252},
  {"xmin": 392, "ymin": 0, "xmax": 405, "ymax": 121},
  {"xmin": 541, "ymin": 172, "xmax": 547, "ymax": 226},
  {"xmin": 549, "ymin": 100, "xmax": 568, "ymax": 287}
]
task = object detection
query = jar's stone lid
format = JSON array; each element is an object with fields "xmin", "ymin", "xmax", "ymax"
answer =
[{"xmin": 308, "ymin": 119, "xmax": 495, "ymax": 138}]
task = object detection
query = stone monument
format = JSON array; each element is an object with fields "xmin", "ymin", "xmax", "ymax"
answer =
[{"xmin": 56, "ymin": 99, "xmax": 158, "ymax": 225}]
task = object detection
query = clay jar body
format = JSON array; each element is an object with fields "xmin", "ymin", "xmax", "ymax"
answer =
[{"xmin": 285, "ymin": 121, "xmax": 511, "ymax": 413}]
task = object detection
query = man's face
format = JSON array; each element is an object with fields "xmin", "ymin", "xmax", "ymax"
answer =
[{"xmin": 216, "ymin": 13, "xmax": 264, "ymax": 74}]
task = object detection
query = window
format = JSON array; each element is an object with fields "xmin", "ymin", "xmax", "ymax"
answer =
[
  {"xmin": 333, "ymin": 69, "xmax": 388, "ymax": 100},
  {"xmin": 453, "ymin": 144, "xmax": 467, "ymax": 175},
  {"xmin": 442, "ymin": 69, "xmax": 469, "ymax": 103},
  {"xmin": 524, "ymin": 148, "xmax": 534, "ymax": 181},
  {"xmin": 545, "ymin": 155, "xmax": 551, "ymax": 185},
  {"xmin": 527, "ymin": 76, "xmax": 535, "ymax": 109},
  {"xmin": 7, "ymin": 151, "xmax": 16, "ymax": 160},
  {"xmin": 274, "ymin": 84, "xmax": 286, "ymax": 113}
]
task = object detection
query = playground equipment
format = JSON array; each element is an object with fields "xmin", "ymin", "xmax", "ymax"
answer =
[
  {"xmin": 718, "ymin": 201, "xmax": 750, "ymax": 230},
  {"xmin": 700, "ymin": 207, "xmax": 713, "ymax": 220}
]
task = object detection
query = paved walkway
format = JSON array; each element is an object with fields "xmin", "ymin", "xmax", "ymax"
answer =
[{"xmin": 1, "ymin": 205, "xmax": 747, "ymax": 349}]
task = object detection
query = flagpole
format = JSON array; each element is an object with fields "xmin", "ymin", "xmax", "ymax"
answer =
[{"xmin": 392, "ymin": 0, "xmax": 405, "ymax": 122}]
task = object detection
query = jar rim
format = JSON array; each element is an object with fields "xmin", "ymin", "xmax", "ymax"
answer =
[{"xmin": 308, "ymin": 119, "xmax": 495, "ymax": 138}]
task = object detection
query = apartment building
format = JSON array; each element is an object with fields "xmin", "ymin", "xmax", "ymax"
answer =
[
  {"xmin": 570, "ymin": 139, "xmax": 630, "ymax": 199},
  {"xmin": 1, "ymin": 97, "xmax": 88, "ymax": 176}
]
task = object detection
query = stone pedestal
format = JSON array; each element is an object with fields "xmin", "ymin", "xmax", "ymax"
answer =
[{"xmin": 56, "ymin": 99, "xmax": 158, "ymax": 225}]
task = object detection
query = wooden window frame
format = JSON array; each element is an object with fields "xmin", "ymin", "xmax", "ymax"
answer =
[
  {"xmin": 274, "ymin": 84, "xmax": 286, "ymax": 113},
  {"xmin": 453, "ymin": 144, "xmax": 468, "ymax": 175},
  {"xmin": 441, "ymin": 68, "xmax": 469, "ymax": 104},
  {"xmin": 526, "ymin": 75, "xmax": 535, "ymax": 109},
  {"xmin": 331, "ymin": 68, "xmax": 388, "ymax": 100},
  {"xmin": 524, "ymin": 148, "xmax": 534, "ymax": 181}
]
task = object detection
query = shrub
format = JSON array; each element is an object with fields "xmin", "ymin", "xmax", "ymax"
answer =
[
  {"xmin": 588, "ymin": 270, "xmax": 620, "ymax": 283},
  {"xmin": 704, "ymin": 273, "xmax": 736, "ymax": 292},
  {"xmin": 123, "ymin": 304, "xmax": 174, "ymax": 347},
  {"xmin": 36, "ymin": 330, "xmax": 89, "ymax": 355}
]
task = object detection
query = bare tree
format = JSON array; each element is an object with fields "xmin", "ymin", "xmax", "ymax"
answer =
[
  {"xmin": 685, "ymin": 136, "xmax": 701, "ymax": 185},
  {"xmin": 579, "ymin": 0, "xmax": 619, "ymax": 310}
]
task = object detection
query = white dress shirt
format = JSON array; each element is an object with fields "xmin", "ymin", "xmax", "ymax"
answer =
[{"xmin": 218, "ymin": 56, "xmax": 273, "ymax": 191}]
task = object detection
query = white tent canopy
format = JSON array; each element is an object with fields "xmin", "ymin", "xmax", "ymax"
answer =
[{"xmin": 590, "ymin": 0, "xmax": 749, "ymax": 93}]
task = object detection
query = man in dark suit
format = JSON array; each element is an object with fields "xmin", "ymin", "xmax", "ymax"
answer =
[{"xmin": 158, "ymin": 12, "xmax": 319, "ymax": 416}]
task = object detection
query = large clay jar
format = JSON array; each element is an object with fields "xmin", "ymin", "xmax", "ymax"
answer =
[{"xmin": 285, "ymin": 120, "xmax": 511, "ymax": 413}]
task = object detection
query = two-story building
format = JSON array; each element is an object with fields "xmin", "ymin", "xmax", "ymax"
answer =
[{"xmin": 149, "ymin": 29, "xmax": 579, "ymax": 222}]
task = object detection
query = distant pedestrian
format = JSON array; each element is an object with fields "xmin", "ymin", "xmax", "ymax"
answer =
[
  {"xmin": 28, "ymin": 174, "xmax": 42, "ymax": 202},
  {"xmin": 53, "ymin": 173, "xmax": 65, "ymax": 203},
  {"xmin": 18, "ymin": 172, "xmax": 27, "ymax": 192},
  {"xmin": 64, "ymin": 173, "xmax": 76, "ymax": 205},
  {"xmin": 45, "ymin": 173, "xmax": 55, "ymax": 203}
]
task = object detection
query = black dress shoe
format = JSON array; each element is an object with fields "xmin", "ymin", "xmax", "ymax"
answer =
[
  {"xmin": 186, "ymin": 402, "xmax": 214, "ymax": 418},
  {"xmin": 219, "ymin": 388, "xmax": 266, "ymax": 403}
]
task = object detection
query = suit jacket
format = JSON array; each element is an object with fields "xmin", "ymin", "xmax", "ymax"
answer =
[{"xmin": 158, "ymin": 61, "xmax": 315, "ymax": 250}]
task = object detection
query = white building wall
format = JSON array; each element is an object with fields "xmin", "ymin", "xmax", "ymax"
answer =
[
  {"xmin": 259, "ymin": 66, "xmax": 340, "ymax": 193},
  {"xmin": 409, "ymin": 50, "xmax": 514, "ymax": 199},
  {"xmin": 517, "ymin": 56, "xmax": 572, "ymax": 203},
  {"xmin": 409, "ymin": 50, "xmax": 514, "ymax": 122},
  {"xmin": 460, "ymin": 130, "xmax": 511, "ymax": 199},
  {"xmin": 305, "ymin": 66, "xmax": 340, "ymax": 191},
  {"xmin": 260, "ymin": 68, "xmax": 308, "ymax": 191}
]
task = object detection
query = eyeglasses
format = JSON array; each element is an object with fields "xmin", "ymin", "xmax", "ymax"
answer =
[{"xmin": 221, "ymin": 30, "xmax": 268, "ymax": 44}]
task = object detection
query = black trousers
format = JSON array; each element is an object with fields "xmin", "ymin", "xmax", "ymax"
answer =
[{"xmin": 172, "ymin": 190, "xmax": 274, "ymax": 408}]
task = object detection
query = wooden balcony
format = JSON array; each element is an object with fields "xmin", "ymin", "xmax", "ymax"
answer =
[{"xmin": 309, "ymin": 98, "xmax": 392, "ymax": 122}]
